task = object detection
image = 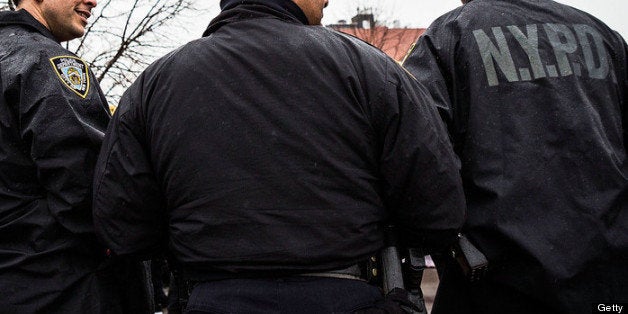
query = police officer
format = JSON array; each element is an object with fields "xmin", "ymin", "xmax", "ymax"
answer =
[
  {"xmin": 92, "ymin": 0, "xmax": 466, "ymax": 312},
  {"xmin": 0, "ymin": 0, "xmax": 138, "ymax": 312},
  {"xmin": 404, "ymin": 0, "xmax": 628, "ymax": 313}
]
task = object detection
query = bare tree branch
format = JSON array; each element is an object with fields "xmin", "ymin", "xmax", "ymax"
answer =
[
  {"xmin": 0, "ymin": 1, "xmax": 11, "ymax": 11},
  {"xmin": 64, "ymin": 0, "xmax": 213, "ymax": 104},
  {"xmin": 74, "ymin": 0, "xmax": 116, "ymax": 55},
  {"xmin": 2, "ymin": 0, "xmax": 213, "ymax": 104}
]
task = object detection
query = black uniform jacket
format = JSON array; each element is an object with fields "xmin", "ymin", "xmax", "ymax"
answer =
[
  {"xmin": 93, "ymin": 3, "xmax": 466, "ymax": 277},
  {"xmin": 404, "ymin": 0, "xmax": 628, "ymax": 307},
  {"xmin": 0, "ymin": 9, "xmax": 114, "ymax": 313}
]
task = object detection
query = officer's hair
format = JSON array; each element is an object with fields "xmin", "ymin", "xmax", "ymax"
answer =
[{"xmin": 10, "ymin": 0, "xmax": 21, "ymax": 8}]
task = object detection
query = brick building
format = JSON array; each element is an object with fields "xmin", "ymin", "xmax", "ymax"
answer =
[{"xmin": 327, "ymin": 11, "xmax": 425, "ymax": 62}]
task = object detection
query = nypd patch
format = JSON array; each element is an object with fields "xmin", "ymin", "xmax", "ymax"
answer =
[{"xmin": 49, "ymin": 56, "xmax": 90, "ymax": 98}]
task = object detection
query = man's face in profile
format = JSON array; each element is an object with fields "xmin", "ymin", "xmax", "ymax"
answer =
[{"xmin": 293, "ymin": 0, "xmax": 329, "ymax": 25}]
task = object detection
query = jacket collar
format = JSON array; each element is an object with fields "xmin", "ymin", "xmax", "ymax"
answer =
[
  {"xmin": 203, "ymin": 1, "xmax": 307, "ymax": 37},
  {"xmin": 220, "ymin": 0, "xmax": 308, "ymax": 24},
  {"xmin": 0, "ymin": 9, "xmax": 59, "ymax": 43}
]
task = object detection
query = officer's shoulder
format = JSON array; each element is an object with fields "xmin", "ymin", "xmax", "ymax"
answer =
[
  {"xmin": 3, "ymin": 28, "xmax": 76, "ymax": 64},
  {"xmin": 136, "ymin": 46, "xmax": 182, "ymax": 79},
  {"xmin": 321, "ymin": 27, "xmax": 393, "ymax": 62},
  {"xmin": 322, "ymin": 27, "xmax": 371, "ymax": 47}
]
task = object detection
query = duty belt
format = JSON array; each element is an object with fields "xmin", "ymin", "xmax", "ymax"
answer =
[{"xmin": 300, "ymin": 264, "xmax": 365, "ymax": 281}]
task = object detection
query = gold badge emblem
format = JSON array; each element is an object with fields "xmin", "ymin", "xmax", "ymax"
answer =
[{"xmin": 49, "ymin": 56, "xmax": 90, "ymax": 98}]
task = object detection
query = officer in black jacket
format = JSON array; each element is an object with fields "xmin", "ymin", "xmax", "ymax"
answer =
[
  {"xmin": 404, "ymin": 0, "xmax": 628, "ymax": 313},
  {"xmin": 93, "ymin": 0, "xmax": 466, "ymax": 312},
  {"xmin": 0, "ymin": 0, "xmax": 129, "ymax": 313}
]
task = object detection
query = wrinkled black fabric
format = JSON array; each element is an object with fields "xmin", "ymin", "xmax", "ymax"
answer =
[
  {"xmin": 203, "ymin": 3, "xmax": 303, "ymax": 36},
  {"xmin": 0, "ymin": 9, "xmax": 56, "ymax": 41},
  {"xmin": 219, "ymin": 0, "xmax": 308, "ymax": 25},
  {"xmin": 0, "ymin": 9, "xmax": 121, "ymax": 313},
  {"xmin": 404, "ymin": 0, "xmax": 628, "ymax": 312},
  {"xmin": 93, "ymin": 4, "xmax": 465, "ymax": 277},
  {"xmin": 185, "ymin": 277, "xmax": 383, "ymax": 313}
]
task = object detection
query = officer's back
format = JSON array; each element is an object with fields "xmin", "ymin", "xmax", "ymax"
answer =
[
  {"xmin": 404, "ymin": 0, "xmax": 628, "ymax": 313},
  {"xmin": 93, "ymin": 0, "xmax": 466, "ymax": 312}
]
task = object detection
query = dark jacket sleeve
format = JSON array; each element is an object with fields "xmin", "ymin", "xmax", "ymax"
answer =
[
  {"xmin": 403, "ymin": 26, "xmax": 454, "ymax": 122},
  {"xmin": 18, "ymin": 53, "xmax": 109, "ymax": 235},
  {"xmin": 623, "ymin": 36, "xmax": 628, "ymax": 151},
  {"xmin": 376, "ymin": 62, "xmax": 466, "ymax": 252},
  {"xmin": 93, "ymin": 77, "xmax": 167, "ymax": 258},
  {"xmin": 403, "ymin": 17, "xmax": 467, "ymax": 152}
]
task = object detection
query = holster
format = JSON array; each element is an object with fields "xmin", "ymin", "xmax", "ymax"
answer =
[
  {"xmin": 450, "ymin": 234, "xmax": 489, "ymax": 282},
  {"xmin": 362, "ymin": 225, "xmax": 427, "ymax": 314}
]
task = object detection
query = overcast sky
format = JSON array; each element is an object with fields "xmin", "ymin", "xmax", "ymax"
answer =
[
  {"xmin": 188, "ymin": 0, "xmax": 627, "ymax": 41},
  {"xmin": 321, "ymin": 0, "xmax": 627, "ymax": 38}
]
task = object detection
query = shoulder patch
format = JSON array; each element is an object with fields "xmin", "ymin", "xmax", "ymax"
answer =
[{"xmin": 49, "ymin": 56, "xmax": 90, "ymax": 98}]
